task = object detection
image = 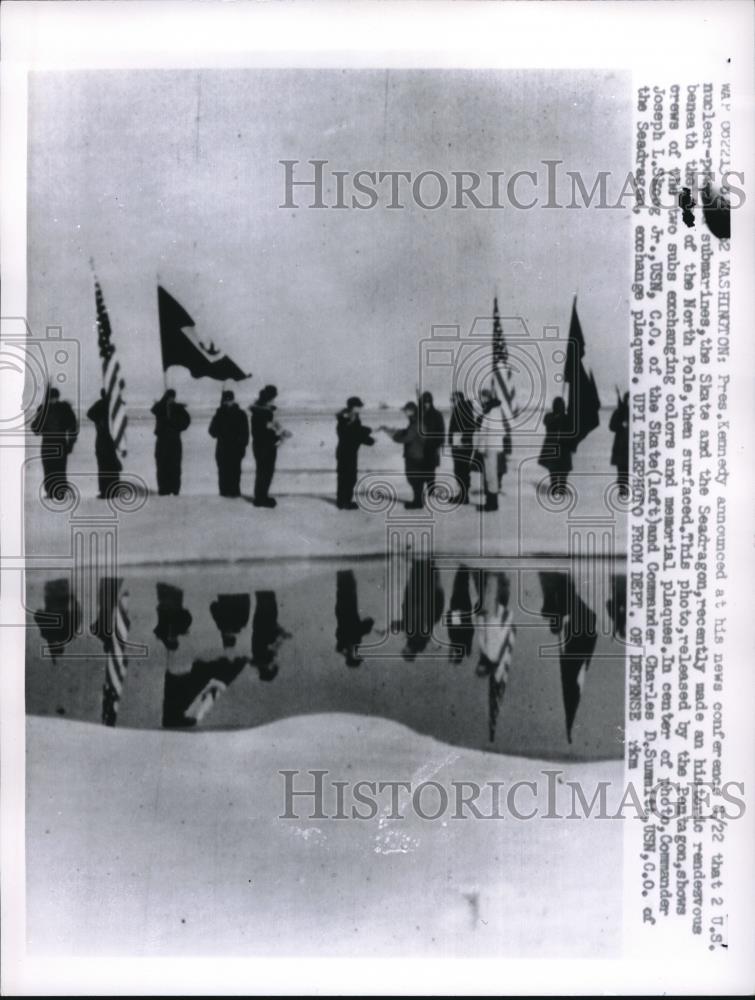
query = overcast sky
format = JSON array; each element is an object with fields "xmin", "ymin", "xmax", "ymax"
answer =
[{"xmin": 28, "ymin": 68, "xmax": 631, "ymax": 409}]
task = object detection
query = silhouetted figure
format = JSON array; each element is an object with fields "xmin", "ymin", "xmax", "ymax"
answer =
[
  {"xmin": 210, "ymin": 593, "xmax": 251, "ymax": 649},
  {"xmin": 701, "ymin": 178, "xmax": 730, "ymax": 240},
  {"xmin": 380, "ymin": 401, "xmax": 429, "ymax": 509},
  {"xmin": 538, "ymin": 396, "xmax": 574, "ymax": 496},
  {"xmin": 397, "ymin": 557, "xmax": 444, "ymax": 660},
  {"xmin": 209, "ymin": 389, "xmax": 249, "ymax": 497},
  {"xmin": 419, "ymin": 391, "xmax": 445, "ymax": 499},
  {"xmin": 162, "ymin": 656, "xmax": 247, "ymax": 728},
  {"xmin": 31, "ymin": 386, "xmax": 79, "ymax": 498},
  {"xmin": 251, "ymin": 590, "xmax": 290, "ymax": 681},
  {"xmin": 474, "ymin": 387, "xmax": 506, "ymax": 511},
  {"xmin": 250, "ymin": 385, "xmax": 289, "ymax": 507},
  {"xmin": 90, "ymin": 576, "xmax": 130, "ymax": 727},
  {"xmin": 444, "ymin": 565, "xmax": 476, "ymax": 663},
  {"xmin": 335, "ymin": 396, "xmax": 375, "ymax": 509},
  {"xmin": 609, "ymin": 391, "xmax": 630, "ymax": 498},
  {"xmin": 474, "ymin": 572, "xmax": 515, "ymax": 742},
  {"xmin": 538, "ymin": 571, "xmax": 598, "ymax": 744},
  {"xmin": 607, "ymin": 573, "xmax": 627, "ymax": 640},
  {"xmin": 335, "ymin": 570, "xmax": 374, "ymax": 666},
  {"xmin": 153, "ymin": 582, "xmax": 193, "ymax": 652},
  {"xmin": 87, "ymin": 390, "xmax": 122, "ymax": 499},
  {"xmin": 151, "ymin": 389, "xmax": 191, "ymax": 495},
  {"xmin": 33, "ymin": 577, "xmax": 82, "ymax": 662},
  {"xmin": 447, "ymin": 391, "xmax": 476, "ymax": 504}
]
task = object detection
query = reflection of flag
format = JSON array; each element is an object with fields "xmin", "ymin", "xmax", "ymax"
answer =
[
  {"xmin": 539, "ymin": 571, "xmax": 597, "ymax": 743},
  {"xmin": 162, "ymin": 657, "xmax": 247, "ymax": 728},
  {"xmin": 34, "ymin": 578, "xmax": 81, "ymax": 662},
  {"xmin": 158, "ymin": 286, "xmax": 251, "ymax": 381},
  {"xmin": 475, "ymin": 573, "xmax": 516, "ymax": 741},
  {"xmin": 491, "ymin": 297, "xmax": 518, "ymax": 422},
  {"xmin": 563, "ymin": 298, "xmax": 600, "ymax": 450},
  {"xmin": 91, "ymin": 577, "xmax": 130, "ymax": 727},
  {"xmin": 94, "ymin": 273, "xmax": 128, "ymax": 459}
]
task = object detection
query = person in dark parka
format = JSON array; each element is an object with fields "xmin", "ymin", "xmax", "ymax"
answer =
[
  {"xmin": 250, "ymin": 385, "xmax": 288, "ymax": 507},
  {"xmin": 447, "ymin": 391, "xmax": 475, "ymax": 503},
  {"xmin": 151, "ymin": 389, "xmax": 191, "ymax": 496},
  {"xmin": 537, "ymin": 396, "xmax": 574, "ymax": 496},
  {"xmin": 31, "ymin": 386, "xmax": 79, "ymax": 498},
  {"xmin": 379, "ymin": 401, "xmax": 429, "ymax": 509},
  {"xmin": 609, "ymin": 391, "xmax": 630, "ymax": 498},
  {"xmin": 209, "ymin": 389, "xmax": 249, "ymax": 498},
  {"xmin": 335, "ymin": 396, "xmax": 375, "ymax": 509},
  {"xmin": 419, "ymin": 391, "xmax": 445, "ymax": 498},
  {"xmin": 87, "ymin": 389, "xmax": 122, "ymax": 499}
]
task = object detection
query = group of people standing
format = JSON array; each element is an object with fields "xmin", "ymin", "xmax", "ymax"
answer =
[{"xmin": 32, "ymin": 383, "xmax": 630, "ymax": 508}]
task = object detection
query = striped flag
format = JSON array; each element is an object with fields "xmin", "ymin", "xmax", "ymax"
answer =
[
  {"xmin": 491, "ymin": 297, "xmax": 518, "ymax": 422},
  {"xmin": 93, "ymin": 271, "xmax": 128, "ymax": 459},
  {"xmin": 91, "ymin": 577, "xmax": 130, "ymax": 727}
]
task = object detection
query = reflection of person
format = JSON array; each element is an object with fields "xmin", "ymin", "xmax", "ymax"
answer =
[
  {"xmin": 447, "ymin": 391, "xmax": 475, "ymax": 504},
  {"xmin": 538, "ymin": 396, "xmax": 574, "ymax": 496},
  {"xmin": 210, "ymin": 593, "xmax": 251, "ymax": 649},
  {"xmin": 444, "ymin": 565, "xmax": 476, "ymax": 663},
  {"xmin": 474, "ymin": 572, "xmax": 515, "ymax": 742},
  {"xmin": 250, "ymin": 385, "xmax": 290, "ymax": 507},
  {"xmin": 607, "ymin": 573, "xmax": 627, "ymax": 640},
  {"xmin": 162, "ymin": 657, "xmax": 247, "ymax": 728},
  {"xmin": 251, "ymin": 590, "xmax": 290, "ymax": 680},
  {"xmin": 396, "ymin": 557, "xmax": 444, "ymax": 660},
  {"xmin": 609, "ymin": 391, "xmax": 630, "ymax": 498},
  {"xmin": 87, "ymin": 390, "xmax": 122, "ymax": 499},
  {"xmin": 153, "ymin": 583, "xmax": 193, "ymax": 651},
  {"xmin": 33, "ymin": 577, "xmax": 82, "ymax": 662},
  {"xmin": 379, "ymin": 401, "xmax": 429, "ymax": 509},
  {"xmin": 419, "ymin": 391, "xmax": 445, "ymax": 498},
  {"xmin": 473, "ymin": 388, "xmax": 505, "ymax": 512},
  {"xmin": 335, "ymin": 397, "xmax": 374, "ymax": 509},
  {"xmin": 31, "ymin": 386, "xmax": 79, "ymax": 497},
  {"xmin": 335, "ymin": 570, "xmax": 374, "ymax": 666},
  {"xmin": 209, "ymin": 390, "xmax": 249, "ymax": 498},
  {"xmin": 151, "ymin": 389, "xmax": 191, "ymax": 496}
]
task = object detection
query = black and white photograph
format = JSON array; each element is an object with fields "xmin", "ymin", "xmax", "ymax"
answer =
[{"xmin": 2, "ymin": 2, "xmax": 753, "ymax": 995}]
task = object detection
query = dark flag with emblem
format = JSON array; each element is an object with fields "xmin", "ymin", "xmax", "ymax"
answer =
[
  {"xmin": 539, "ymin": 571, "xmax": 598, "ymax": 743},
  {"xmin": 94, "ymin": 272, "xmax": 128, "ymax": 459},
  {"xmin": 91, "ymin": 577, "xmax": 130, "ymax": 727},
  {"xmin": 162, "ymin": 657, "xmax": 247, "ymax": 728},
  {"xmin": 158, "ymin": 286, "xmax": 251, "ymax": 381},
  {"xmin": 563, "ymin": 298, "xmax": 601, "ymax": 450},
  {"xmin": 491, "ymin": 297, "xmax": 518, "ymax": 422}
]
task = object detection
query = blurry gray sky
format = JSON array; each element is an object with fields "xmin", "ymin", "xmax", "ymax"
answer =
[{"xmin": 28, "ymin": 68, "xmax": 631, "ymax": 409}]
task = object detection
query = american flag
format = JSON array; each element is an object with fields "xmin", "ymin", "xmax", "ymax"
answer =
[
  {"xmin": 91, "ymin": 577, "xmax": 130, "ymax": 727},
  {"xmin": 93, "ymin": 271, "xmax": 128, "ymax": 459},
  {"xmin": 491, "ymin": 296, "xmax": 518, "ymax": 422}
]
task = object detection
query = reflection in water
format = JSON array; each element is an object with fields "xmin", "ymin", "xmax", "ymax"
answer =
[
  {"xmin": 399, "ymin": 557, "xmax": 445, "ymax": 661},
  {"xmin": 154, "ymin": 583, "xmax": 193, "ymax": 652},
  {"xmin": 335, "ymin": 570, "xmax": 374, "ymax": 667},
  {"xmin": 607, "ymin": 573, "xmax": 627, "ymax": 640},
  {"xmin": 27, "ymin": 564, "xmax": 626, "ymax": 758},
  {"xmin": 539, "ymin": 571, "xmax": 598, "ymax": 744},
  {"xmin": 210, "ymin": 593, "xmax": 251, "ymax": 649},
  {"xmin": 474, "ymin": 572, "xmax": 516, "ymax": 742},
  {"xmin": 90, "ymin": 576, "xmax": 130, "ymax": 727},
  {"xmin": 444, "ymin": 566, "xmax": 476, "ymax": 664},
  {"xmin": 33, "ymin": 578, "xmax": 81, "ymax": 662},
  {"xmin": 163, "ymin": 656, "xmax": 247, "ymax": 728},
  {"xmin": 251, "ymin": 591, "xmax": 290, "ymax": 682}
]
